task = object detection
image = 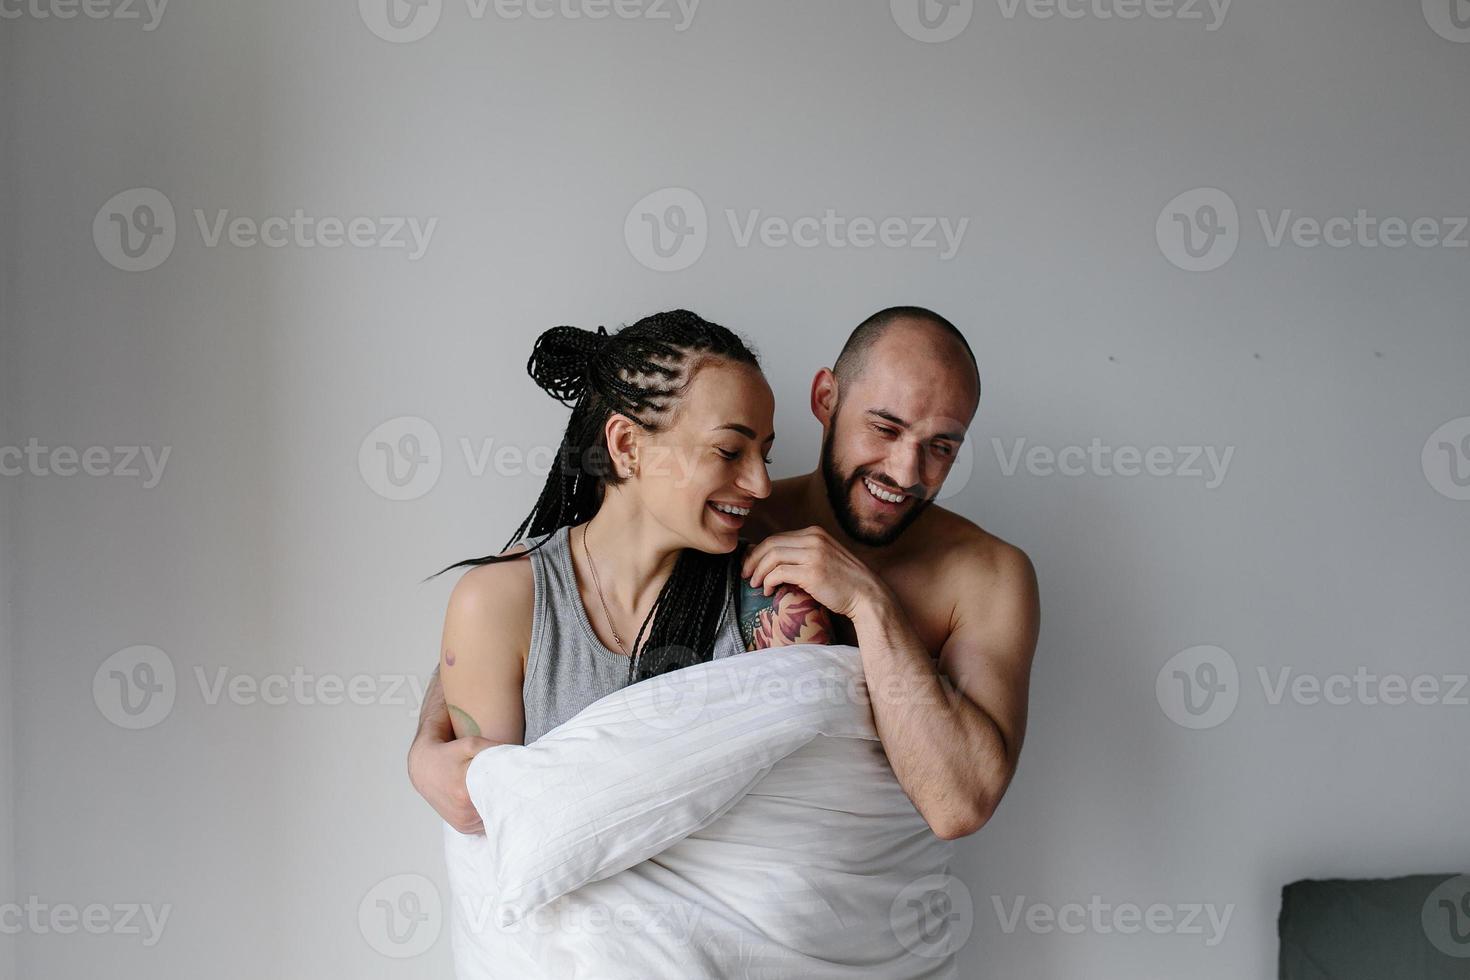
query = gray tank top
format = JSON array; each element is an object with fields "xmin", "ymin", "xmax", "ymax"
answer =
[{"xmin": 520, "ymin": 524, "xmax": 748, "ymax": 744}]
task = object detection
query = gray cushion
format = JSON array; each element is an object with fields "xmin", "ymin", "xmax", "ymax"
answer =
[{"xmin": 1279, "ymin": 874, "xmax": 1470, "ymax": 979}]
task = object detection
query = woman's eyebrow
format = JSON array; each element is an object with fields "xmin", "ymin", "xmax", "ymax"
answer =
[{"xmin": 711, "ymin": 423, "xmax": 775, "ymax": 443}]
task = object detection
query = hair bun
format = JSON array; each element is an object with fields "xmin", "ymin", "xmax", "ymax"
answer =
[{"xmin": 526, "ymin": 324, "xmax": 610, "ymax": 406}]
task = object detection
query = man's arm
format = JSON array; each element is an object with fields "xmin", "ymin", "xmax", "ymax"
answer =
[
  {"xmin": 742, "ymin": 527, "xmax": 1040, "ymax": 840},
  {"xmin": 851, "ymin": 548, "xmax": 1039, "ymax": 839},
  {"xmin": 409, "ymin": 667, "xmax": 495, "ymax": 834}
]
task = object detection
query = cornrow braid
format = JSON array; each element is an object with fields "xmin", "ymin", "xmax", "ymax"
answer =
[{"xmin": 425, "ymin": 310, "xmax": 760, "ymax": 684}]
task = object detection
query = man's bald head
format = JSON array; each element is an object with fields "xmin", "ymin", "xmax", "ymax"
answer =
[
  {"xmin": 832, "ymin": 306, "xmax": 980, "ymax": 401},
  {"xmin": 816, "ymin": 306, "xmax": 980, "ymax": 545}
]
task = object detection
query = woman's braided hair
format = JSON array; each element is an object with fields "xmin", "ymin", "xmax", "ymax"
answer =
[{"xmin": 427, "ymin": 309, "xmax": 761, "ymax": 683}]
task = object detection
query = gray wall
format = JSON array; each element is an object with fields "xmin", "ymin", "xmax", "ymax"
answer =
[
  {"xmin": 3, "ymin": 15, "xmax": 19, "ymax": 980},
  {"xmin": 4, "ymin": 0, "xmax": 1468, "ymax": 977}
]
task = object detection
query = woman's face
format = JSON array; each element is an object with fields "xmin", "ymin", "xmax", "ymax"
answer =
[{"xmin": 626, "ymin": 359, "xmax": 775, "ymax": 554}]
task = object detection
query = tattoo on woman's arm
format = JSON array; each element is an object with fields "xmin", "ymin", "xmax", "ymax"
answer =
[
  {"xmin": 447, "ymin": 704, "xmax": 481, "ymax": 738},
  {"xmin": 738, "ymin": 578, "xmax": 835, "ymax": 650}
]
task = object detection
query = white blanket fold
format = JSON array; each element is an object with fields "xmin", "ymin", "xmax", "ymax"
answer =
[{"xmin": 444, "ymin": 644, "xmax": 959, "ymax": 979}]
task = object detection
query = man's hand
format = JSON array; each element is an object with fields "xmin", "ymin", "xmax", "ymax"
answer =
[
  {"xmin": 740, "ymin": 526, "xmax": 894, "ymax": 622},
  {"xmin": 408, "ymin": 668, "xmax": 496, "ymax": 834}
]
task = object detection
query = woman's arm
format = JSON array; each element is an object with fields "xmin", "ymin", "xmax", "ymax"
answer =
[
  {"xmin": 409, "ymin": 559, "xmax": 530, "ymax": 834},
  {"xmin": 438, "ymin": 558, "xmax": 534, "ymax": 745},
  {"xmin": 737, "ymin": 574, "xmax": 835, "ymax": 650}
]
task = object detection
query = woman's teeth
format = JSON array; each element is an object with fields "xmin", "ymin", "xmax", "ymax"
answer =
[
  {"xmin": 712, "ymin": 502, "xmax": 751, "ymax": 517},
  {"xmin": 863, "ymin": 477, "xmax": 906, "ymax": 504}
]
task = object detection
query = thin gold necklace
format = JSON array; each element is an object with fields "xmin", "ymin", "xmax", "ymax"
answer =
[
  {"xmin": 581, "ymin": 523, "xmax": 628, "ymax": 655},
  {"xmin": 580, "ymin": 524, "xmax": 663, "ymax": 679}
]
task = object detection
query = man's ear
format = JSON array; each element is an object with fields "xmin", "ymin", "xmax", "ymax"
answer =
[
  {"xmin": 603, "ymin": 413, "xmax": 640, "ymax": 478},
  {"xmin": 810, "ymin": 368, "xmax": 839, "ymax": 426}
]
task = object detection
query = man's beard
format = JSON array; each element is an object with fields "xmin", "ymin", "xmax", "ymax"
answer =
[{"xmin": 820, "ymin": 419, "xmax": 933, "ymax": 548}]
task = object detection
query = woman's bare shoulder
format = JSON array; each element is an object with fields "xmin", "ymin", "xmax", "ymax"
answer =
[{"xmin": 444, "ymin": 545, "xmax": 536, "ymax": 635}]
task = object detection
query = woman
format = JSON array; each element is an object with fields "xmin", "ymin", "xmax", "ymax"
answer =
[{"xmin": 426, "ymin": 310, "xmax": 833, "ymax": 747}]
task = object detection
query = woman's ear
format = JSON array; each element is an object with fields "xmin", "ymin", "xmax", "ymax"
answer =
[{"xmin": 603, "ymin": 413, "xmax": 640, "ymax": 479}]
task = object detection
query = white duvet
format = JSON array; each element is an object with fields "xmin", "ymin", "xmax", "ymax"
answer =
[{"xmin": 442, "ymin": 643, "xmax": 960, "ymax": 979}]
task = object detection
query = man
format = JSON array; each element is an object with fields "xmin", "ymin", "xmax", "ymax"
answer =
[{"xmin": 410, "ymin": 305, "xmax": 1040, "ymax": 841}]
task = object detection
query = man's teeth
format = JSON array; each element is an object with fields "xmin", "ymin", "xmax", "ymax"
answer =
[
  {"xmin": 863, "ymin": 477, "xmax": 906, "ymax": 504},
  {"xmin": 712, "ymin": 502, "xmax": 751, "ymax": 517}
]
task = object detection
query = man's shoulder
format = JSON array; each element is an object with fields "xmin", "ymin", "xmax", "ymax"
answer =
[
  {"xmin": 913, "ymin": 505, "xmax": 1035, "ymax": 591},
  {"xmin": 904, "ymin": 508, "xmax": 1039, "ymax": 655}
]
